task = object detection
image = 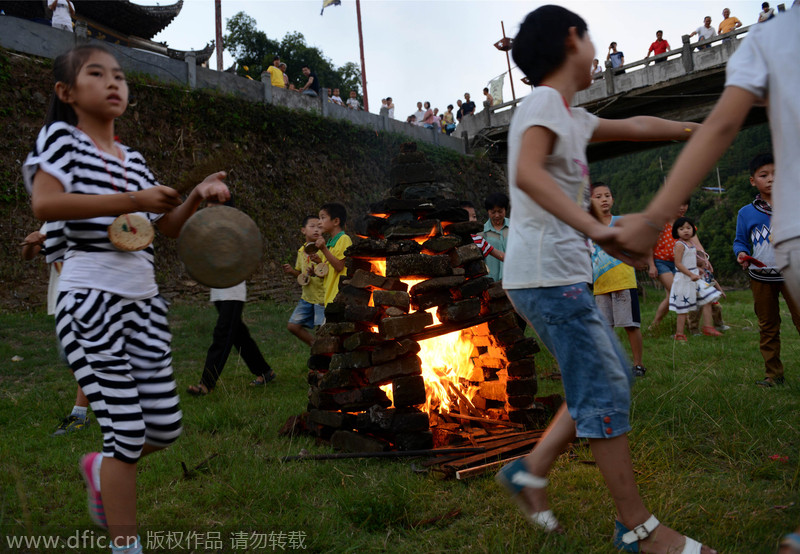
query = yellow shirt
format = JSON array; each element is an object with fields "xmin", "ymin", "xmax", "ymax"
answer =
[
  {"xmin": 295, "ymin": 246, "xmax": 324, "ymax": 305},
  {"xmin": 718, "ymin": 17, "xmax": 741, "ymax": 34},
  {"xmin": 267, "ymin": 65, "xmax": 284, "ymax": 87},
  {"xmin": 322, "ymin": 232, "xmax": 352, "ymax": 306},
  {"xmin": 593, "ymin": 262, "xmax": 636, "ymax": 295}
]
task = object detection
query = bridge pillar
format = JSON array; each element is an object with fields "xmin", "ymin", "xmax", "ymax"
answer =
[
  {"xmin": 681, "ymin": 34, "xmax": 694, "ymax": 74},
  {"xmin": 185, "ymin": 53, "xmax": 196, "ymax": 89}
]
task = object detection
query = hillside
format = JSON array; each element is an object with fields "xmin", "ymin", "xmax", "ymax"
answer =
[{"xmin": 0, "ymin": 48, "xmax": 505, "ymax": 310}]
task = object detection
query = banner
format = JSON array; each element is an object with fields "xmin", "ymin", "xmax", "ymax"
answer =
[
  {"xmin": 488, "ymin": 74, "xmax": 504, "ymax": 106},
  {"xmin": 321, "ymin": 0, "xmax": 342, "ymax": 15}
]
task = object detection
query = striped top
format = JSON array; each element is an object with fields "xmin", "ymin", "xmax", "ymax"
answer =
[
  {"xmin": 24, "ymin": 122, "xmax": 164, "ymax": 299},
  {"xmin": 470, "ymin": 234, "xmax": 494, "ymax": 257}
]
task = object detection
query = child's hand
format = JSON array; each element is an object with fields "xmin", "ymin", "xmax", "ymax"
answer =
[
  {"xmin": 647, "ymin": 264, "xmax": 658, "ymax": 279},
  {"xmin": 737, "ymin": 252, "xmax": 750, "ymax": 269},
  {"xmin": 309, "ymin": 253, "xmax": 321, "ymax": 263},
  {"xmin": 315, "ymin": 237, "xmax": 326, "ymax": 250},
  {"xmin": 611, "ymin": 213, "xmax": 662, "ymax": 262},
  {"xmin": 22, "ymin": 231, "xmax": 46, "ymax": 246},
  {"xmin": 591, "ymin": 225, "xmax": 638, "ymax": 267},
  {"xmin": 690, "ymin": 274, "xmax": 701, "ymax": 281},
  {"xmin": 134, "ymin": 186, "xmax": 183, "ymax": 213},
  {"xmin": 281, "ymin": 263, "xmax": 293, "ymax": 274},
  {"xmin": 195, "ymin": 171, "xmax": 230, "ymax": 203}
]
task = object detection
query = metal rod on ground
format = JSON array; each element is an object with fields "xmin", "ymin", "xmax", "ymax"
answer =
[{"xmin": 280, "ymin": 447, "xmax": 485, "ymax": 462}]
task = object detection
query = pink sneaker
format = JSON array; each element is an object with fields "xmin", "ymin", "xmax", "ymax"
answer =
[{"xmin": 80, "ymin": 452, "xmax": 107, "ymax": 529}]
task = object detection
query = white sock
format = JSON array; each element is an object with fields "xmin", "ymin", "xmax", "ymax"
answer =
[
  {"xmin": 71, "ymin": 406, "xmax": 88, "ymax": 419},
  {"xmin": 92, "ymin": 453, "xmax": 102, "ymax": 491}
]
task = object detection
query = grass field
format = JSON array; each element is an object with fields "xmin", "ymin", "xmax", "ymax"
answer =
[{"xmin": 1, "ymin": 287, "xmax": 798, "ymax": 553}]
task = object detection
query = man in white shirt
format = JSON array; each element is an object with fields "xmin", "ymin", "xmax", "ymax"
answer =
[{"xmin": 690, "ymin": 16, "xmax": 716, "ymax": 50}]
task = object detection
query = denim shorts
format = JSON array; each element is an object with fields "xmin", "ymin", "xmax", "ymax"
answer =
[
  {"xmin": 288, "ymin": 299, "xmax": 324, "ymax": 328},
  {"xmin": 654, "ymin": 258, "xmax": 676, "ymax": 275},
  {"xmin": 506, "ymin": 283, "xmax": 633, "ymax": 439}
]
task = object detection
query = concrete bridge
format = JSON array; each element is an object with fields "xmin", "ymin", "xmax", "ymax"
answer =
[{"xmin": 457, "ymin": 26, "xmax": 767, "ymax": 162}]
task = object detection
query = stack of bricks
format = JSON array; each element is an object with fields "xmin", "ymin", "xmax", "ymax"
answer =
[{"xmin": 305, "ymin": 143, "xmax": 542, "ymax": 453}]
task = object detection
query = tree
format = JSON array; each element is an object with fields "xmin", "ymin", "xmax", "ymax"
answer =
[{"xmin": 223, "ymin": 12, "xmax": 361, "ymax": 100}]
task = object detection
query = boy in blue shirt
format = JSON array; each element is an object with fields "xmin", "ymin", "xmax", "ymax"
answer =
[
  {"xmin": 734, "ymin": 153, "xmax": 800, "ymax": 387},
  {"xmin": 481, "ymin": 192, "xmax": 509, "ymax": 283}
]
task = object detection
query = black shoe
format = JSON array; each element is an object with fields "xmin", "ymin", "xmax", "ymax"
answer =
[
  {"xmin": 632, "ymin": 365, "xmax": 647, "ymax": 377},
  {"xmin": 250, "ymin": 370, "xmax": 276, "ymax": 386}
]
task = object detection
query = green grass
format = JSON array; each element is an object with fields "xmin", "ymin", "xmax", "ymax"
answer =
[{"xmin": 1, "ymin": 288, "xmax": 798, "ymax": 553}]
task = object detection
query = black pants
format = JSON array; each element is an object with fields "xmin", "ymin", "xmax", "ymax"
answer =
[{"xmin": 200, "ymin": 301, "xmax": 271, "ymax": 389}]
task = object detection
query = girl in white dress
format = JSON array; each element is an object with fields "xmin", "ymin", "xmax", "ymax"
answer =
[{"xmin": 669, "ymin": 216, "xmax": 722, "ymax": 341}]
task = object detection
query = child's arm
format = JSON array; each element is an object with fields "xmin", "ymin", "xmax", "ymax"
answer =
[
  {"xmin": 673, "ymin": 242, "xmax": 700, "ymax": 280},
  {"xmin": 156, "ymin": 172, "xmax": 229, "ymax": 238},
  {"xmin": 614, "ymin": 86, "xmax": 759, "ymax": 258},
  {"xmin": 489, "ymin": 249, "xmax": 505, "ymax": 262},
  {"xmin": 282, "ymin": 264, "xmax": 300, "ymax": 277},
  {"xmin": 515, "ymin": 126, "xmax": 621, "ymax": 254},
  {"xmin": 32, "ymin": 170, "xmax": 182, "ymax": 221},
  {"xmin": 21, "ymin": 230, "xmax": 45, "ymax": 260},
  {"xmin": 591, "ymin": 116, "xmax": 700, "ymax": 143},
  {"xmin": 315, "ymin": 237, "xmax": 346, "ymax": 273},
  {"xmin": 733, "ymin": 213, "xmax": 752, "ymax": 269}
]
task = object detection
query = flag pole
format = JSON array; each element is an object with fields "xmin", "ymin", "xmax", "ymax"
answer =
[
  {"xmin": 501, "ymin": 21, "xmax": 515, "ymax": 102},
  {"xmin": 355, "ymin": 0, "xmax": 369, "ymax": 111},
  {"xmin": 214, "ymin": 0, "xmax": 223, "ymax": 71}
]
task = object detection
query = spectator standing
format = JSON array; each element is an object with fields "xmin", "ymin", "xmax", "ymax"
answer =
[
  {"xmin": 421, "ymin": 101, "xmax": 435, "ymax": 128},
  {"xmin": 279, "ymin": 63, "xmax": 289, "ymax": 88},
  {"xmin": 49, "ymin": 0, "xmax": 74, "ymax": 32},
  {"xmin": 461, "ymin": 93, "xmax": 476, "ymax": 117},
  {"xmin": 432, "ymin": 108, "xmax": 442, "ymax": 132},
  {"xmin": 330, "ymin": 88, "xmax": 344, "ymax": 106},
  {"xmin": 758, "ymin": 2, "xmax": 775, "ymax": 22},
  {"xmin": 379, "ymin": 98, "xmax": 389, "ymax": 116},
  {"xmin": 265, "ymin": 56, "xmax": 284, "ymax": 88},
  {"xmin": 591, "ymin": 58, "xmax": 603, "ymax": 80},
  {"xmin": 442, "ymin": 105, "xmax": 456, "ymax": 135},
  {"xmin": 483, "ymin": 87, "xmax": 494, "ymax": 109},
  {"xmin": 386, "ymin": 97, "xmax": 394, "ymax": 118},
  {"xmin": 300, "ymin": 65, "xmax": 320, "ymax": 97},
  {"xmin": 645, "ymin": 30, "xmax": 671, "ymax": 62},
  {"xmin": 455, "ymin": 99, "xmax": 464, "ymax": 122},
  {"xmin": 346, "ymin": 90, "xmax": 360, "ymax": 110},
  {"xmin": 607, "ymin": 41, "xmax": 625, "ymax": 73},
  {"xmin": 413, "ymin": 101, "xmax": 425, "ymax": 125},
  {"xmin": 690, "ymin": 17, "xmax": 716, "ymax": 49},
  {"xmin": 718, "ymin": 8, "xmax": 742, "ymax": 34}
]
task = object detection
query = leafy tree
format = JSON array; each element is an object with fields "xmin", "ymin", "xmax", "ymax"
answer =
[{"xmin": 223, "ymin": 12, "xmax": 361, "ymax": 100}]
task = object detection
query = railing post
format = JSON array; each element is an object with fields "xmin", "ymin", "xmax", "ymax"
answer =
[
  {"xmin": 261, "ymin": 72, "xmax": 272, "ymax": 105},
  {"xmin": 681, "ymin": 34, "xmax": 694, "ymax": 73},
  {"xmin": 321, "ymin": 88, "xmax": 329, "ymax": 117},
  {"xmin": 185, "ymin": 53, "xmax": 196, "ymax": 89},
  {"xmin": 603, "ymin": 60, "xmax": 615, "ymax": 95}
]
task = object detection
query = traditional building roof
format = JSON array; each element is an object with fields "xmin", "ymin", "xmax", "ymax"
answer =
[
  {"xmin": 0, "ymin": 0, "xmax": 213, "ymax": 64},
  {"xmin": 0, "ymin": 1, "xmax": 183, "ymax": 39}
]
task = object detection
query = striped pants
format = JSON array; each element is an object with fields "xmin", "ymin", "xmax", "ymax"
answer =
[{"xmin": 56, "ymin": 290, "xmax": 183, "ymax": 464}]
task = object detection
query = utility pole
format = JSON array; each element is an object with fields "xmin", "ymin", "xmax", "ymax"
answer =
[
  {"xmin": 355, "ymin": 0, "xmax": 368, "ymax": 112},
  {"xmin": 215, "ymin": 0, "xmax": 223, "ymax": 71}
]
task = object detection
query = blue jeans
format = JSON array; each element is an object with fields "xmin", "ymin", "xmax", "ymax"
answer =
[
  {"xmin": 289, "ymin": 299, "xmax": 324, "ymax": 328},
  {"xmin": 506, "ymin": 283, "xmax": 633, "ymax": 438}
]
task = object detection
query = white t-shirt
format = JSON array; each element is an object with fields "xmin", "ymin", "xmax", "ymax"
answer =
[
  {"xmin": 330, "ymin": 95, "xmax": 343, "ymax": 106},
  {"xmin": 346, "ymin": 98, "xmax": 360, "ymax": 110},
  {"xmin": 504, "ymin": 87, "xmax": 599, "ymax": 289},
  {"xmin": 413, "ymin": 109, "xmax": 425, "ymax": 125},
  {"xmin": 24, "ymin": 123, "xmax": 165, "ymax": 300},
  {"xmin": 51, "ymin": 0, "xmax": 73, "ymax": 27},
  {"xmin": 210, "ymin": 282, "xmax": 246, "ymax": 302},
  {"xmin": 726, "ymin": 9, "xmax": 800, "ymax": 243},
  {"xmin": 695, "ymin": 26, "xmax": 716, "ymax": 41}
]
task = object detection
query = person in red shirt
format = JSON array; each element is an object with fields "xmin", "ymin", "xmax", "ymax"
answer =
[{"xmin": 645, "ymin": 30, "xmax": 671, "ymax": 63}]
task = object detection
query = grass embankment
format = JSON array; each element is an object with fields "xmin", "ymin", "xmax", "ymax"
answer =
[{"xmin": 1, "ymin": 288, "xmax": 798, "ymax": 553}]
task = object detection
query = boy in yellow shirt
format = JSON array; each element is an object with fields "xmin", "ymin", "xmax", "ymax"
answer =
[
  {"xmin": 315, "ymin": 203, "xmax": 352, "ymax": 307},
  {"xmin": 282, "ymin": 215, "xmax": 325, "ymax": 346}
]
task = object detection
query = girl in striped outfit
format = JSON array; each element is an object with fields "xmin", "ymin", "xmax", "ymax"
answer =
[{"xmin": 24, "ymin": 44, "xmax": 229, "ymax": 554}]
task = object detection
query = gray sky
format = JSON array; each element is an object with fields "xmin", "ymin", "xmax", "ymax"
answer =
[{"xmin": 141, "ymin": 1, "xmax": 765, "ymax": 119}]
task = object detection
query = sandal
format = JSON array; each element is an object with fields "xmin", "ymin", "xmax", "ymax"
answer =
[
  {"xmin": 187, "ymin": 383, "xmax": 210, "ymax": 396},
  {"xmin": 701, "ymin": 326, "xmax": 722, "ymax": 337},
  {"xmin": 780, "ymin": 533, "xmax": 800, "ymax": 554},
  {"xmin": 495, "ymin": 458, "xmax": 562, "ymax": 533},
  {"xmin": 674, "ymin": 333, "xmax": 688, "ymax": 343},
  {"xmin": 250, "ymin": 371, "xmax": 276, "ymax": 386},
  {"xmin": 614, "ymin": 515, "xmax": 707, "ymax": 553}
]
